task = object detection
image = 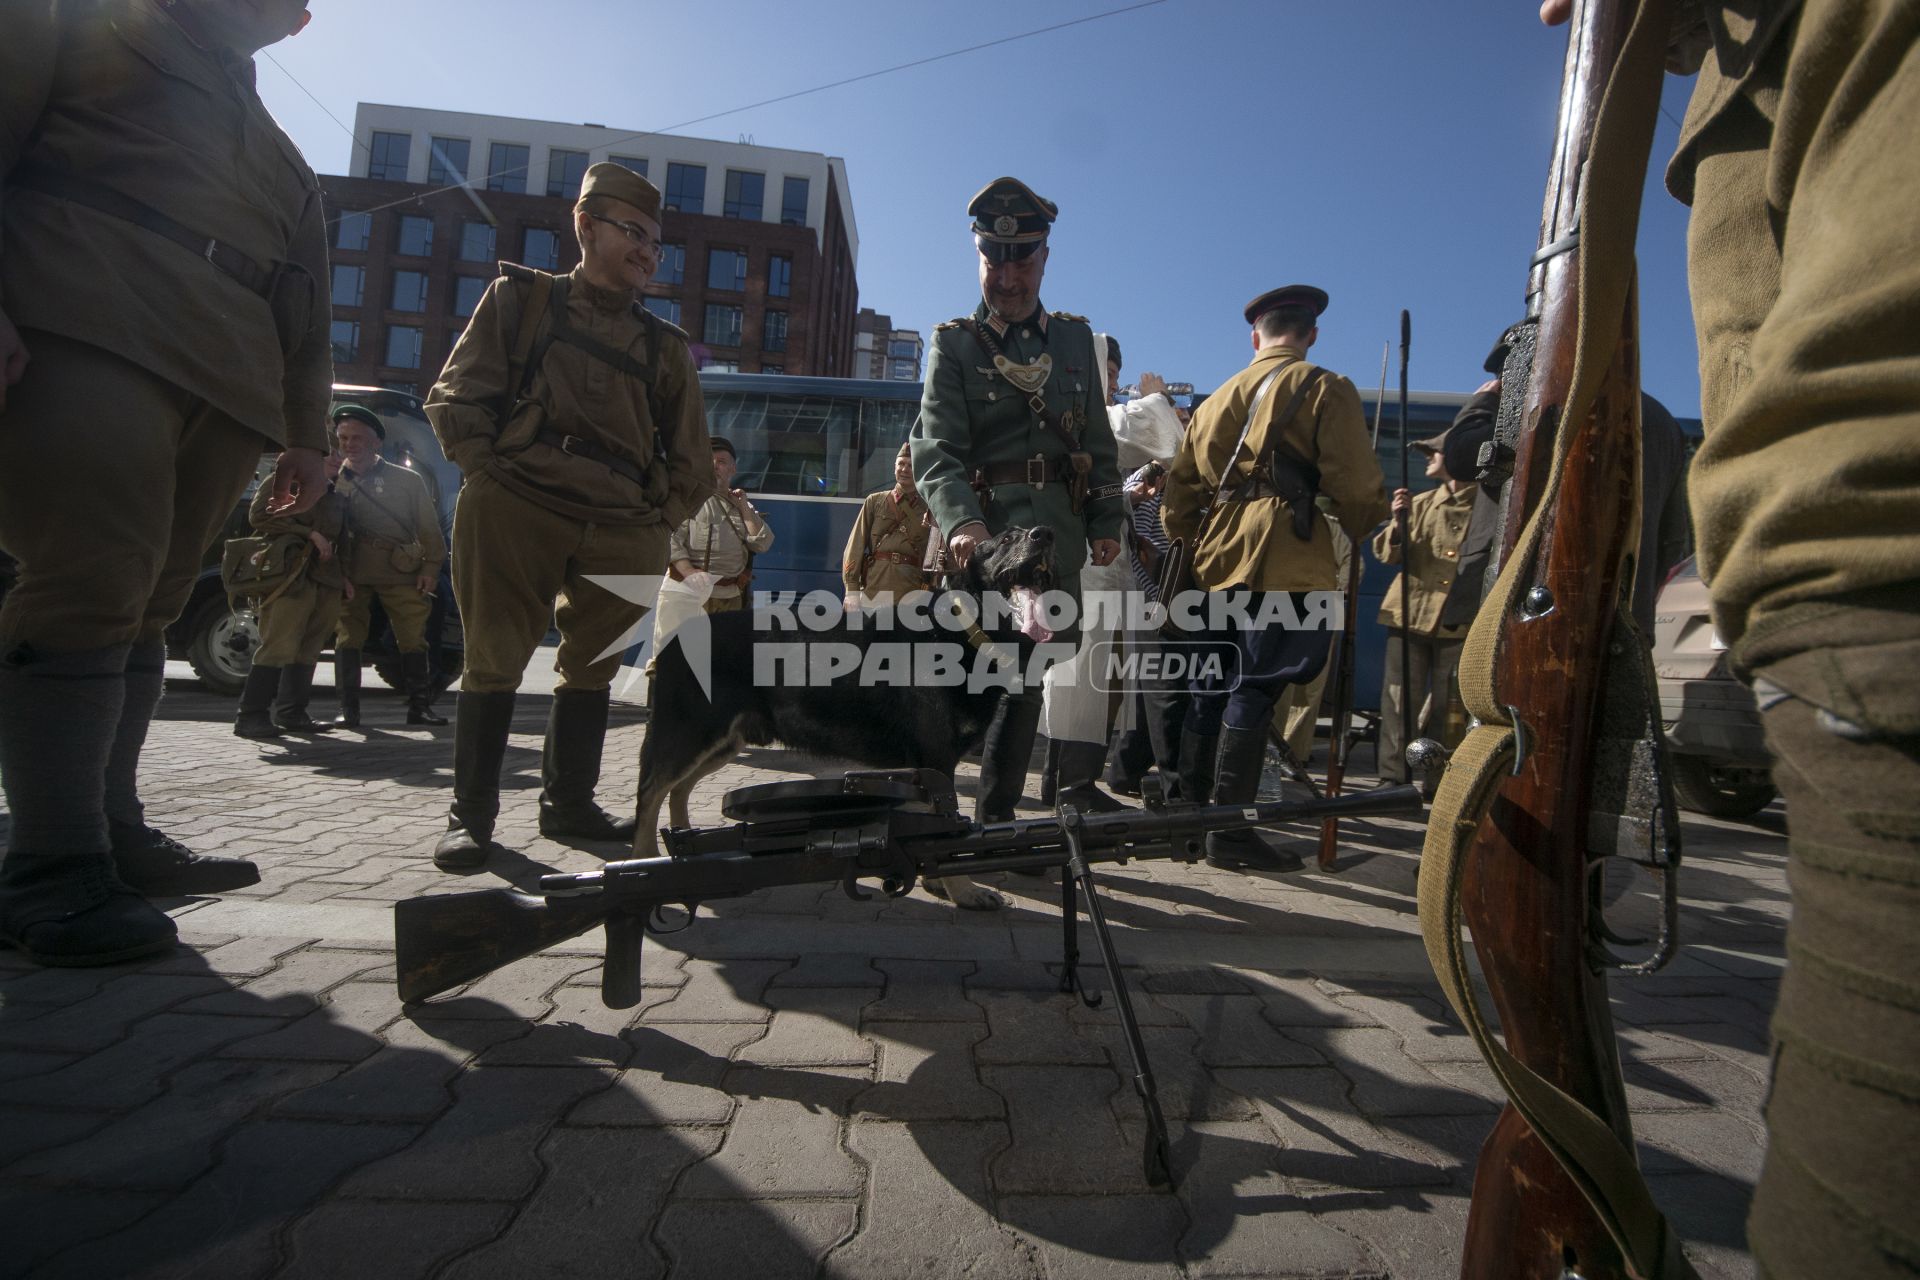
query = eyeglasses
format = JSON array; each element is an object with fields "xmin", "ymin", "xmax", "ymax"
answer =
[{"xmin": 587, "ymin": 213, "xmax": 663, "ymax": 257}]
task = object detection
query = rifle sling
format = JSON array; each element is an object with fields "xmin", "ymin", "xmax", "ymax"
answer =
[{"xmin": 1418, "ymin": 2, "xmax": 1695, "ymax": 1278}]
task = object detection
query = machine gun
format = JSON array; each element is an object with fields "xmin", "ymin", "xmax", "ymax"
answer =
[{"xmin": 395, "ymin": 769, "xmax": 1424, "ymax": 1187}]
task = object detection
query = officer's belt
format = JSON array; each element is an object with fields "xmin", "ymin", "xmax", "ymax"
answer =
[
  {"xmin": 535, "ymin": 429, "xmax": 647, "ymax": 487},
  {"xmin": 863, "ymin": 550, "xmax": 920, "ymax": 566},
  {"xmin": 13, "ymin": 168, "xmax": 275, "ymax": 298},
  {"xmin": 972, "ymin": 455, "xmax": 1075, "ymax": 492},
  {"xmin": 669, "ymin": 564, "xmax": 751, "ymax": 589}
]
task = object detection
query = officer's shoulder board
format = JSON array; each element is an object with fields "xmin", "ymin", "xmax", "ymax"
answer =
[
  {"xmin": 1050, "ymin": 311, "xmax": 1090, "ymax": 325},
  {"xmin": 933, "ymin": 318, "xmax": 966, "ymax": 333}
]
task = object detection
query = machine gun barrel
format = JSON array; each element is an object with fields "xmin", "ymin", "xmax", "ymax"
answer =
[{"xmin": 394, "ymin": 785, "xmax": 1424, "ymax": 1008}]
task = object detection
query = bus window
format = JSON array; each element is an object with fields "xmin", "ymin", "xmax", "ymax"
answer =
[
  {"xmin": 707, "ymin": 391, "xmax": 858, "ymax": 496},
  {"xmin": 855, "ymin": 398, "xmax": 919, "ymax": 495}
]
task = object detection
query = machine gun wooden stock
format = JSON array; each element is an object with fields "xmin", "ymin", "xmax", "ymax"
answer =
[
  {"xmin": 396, "ymin": 769, "xmax": 1423, "ymax": 1187},
  {"xmin": 1419, "ymin": 0, "xmax": 1696, "ymax": 1277}
]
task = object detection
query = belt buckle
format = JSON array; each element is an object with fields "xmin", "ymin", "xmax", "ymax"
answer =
[
  {"xmin": 203, "ymin": 238, "xmax": 220, "ymax": 265},
  {"xmin": 560, "ymin": 434, "xmax": 585, "ymax": 457},
  {"xmin": 1027, "ymin": 454, "xmax": 1047, "ymax": 490}
]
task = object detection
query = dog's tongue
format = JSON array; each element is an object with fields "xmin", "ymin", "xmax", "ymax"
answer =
[{"xmin": 1014, "ymin": 587, "xmax": 1054, "ymax": 643}]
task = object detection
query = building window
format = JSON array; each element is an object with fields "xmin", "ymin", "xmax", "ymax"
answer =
[
  {"xmin": 330, "ymin": 264, "xmax": 364, "ymax": 308},
  {"xmin": 761, "ymin": 364, "xmax": 784, "ymax": 375},
  {"xmin": 610, "ymin": 155, "xmax": 648, "ymax": 177},
  {"xmin": 780, "ymin": 176, "xmax": 809, "ymax": 226},
  {"xmin": 768, "ymin": 254, "xmax": 792, "ymax": 299},
  {"xmin": 706, "ymin": 248, "xmax": 747, "ymax": 293},
  {"xmin": 334, "ymin": 211, "xmax": 371, "ymax": 251},
  {"xmin": 723, "ymin": 170, "xmax": 764, "ymax": 220},
  {"xmin": 890, "ymin": 359, "xmax": 917, "ymax": 380},
  {"xmin": 546, "ymin": 148, "xmax": 588, "ymax": 200},
  {"xmin": 888, "ymin": 339, "xmax": 918, "ymax": 358},
  {"xmin": 704, "ymin": 304, "xmax": 742, "ymax": 348},
  {"xmin": 368, "ymin": 131, "xmax": 410, "ymax": 182},
  {"xmin": 762, "ymin": 311, "xmax": 788, "ymax": 353},
  {"xmin": 458, "ymin": 221, "xmax": 495, "ymax": 263},
  {"xmin": 701, "ymin": 359, "xmax": 740, "ymax": 373},
  {"xmin": 453, "ymin": 275, "xmax": 488, "ymax": 318},
  {"xmin": 665, "ymin": 162, "xmax": 705, "ymax": 214},
  {"xmin": 329, "ymin": 319, "xmax": 359, "ymax": 363},
  {"xmin": 522, "ymin": 228, "xmax": 561, "ymax": 271},
  {"xmin": 385, "ymin": 325, "xmax": 423, "ymax": 369},
  {"xmin": 658, "ymin": 244, "xmax": 685, "ymax": 286},
  {"xmin": 486, "ymin": 142, "xmax": 529, "ymax": 193},
  {"xmin": 643, "ymin": 296, "xmax": 681, "ymax": 325},
  {"xmin": 390, "ymin": 270, "xmax": 428, "ymax": 313},
  {"xmin": 427, "ymin": 136, "xmax": 469, "ymax": 186},
  {"xmin": 395, "ymin": 215, "xmax": 433, "ymax": 257}
]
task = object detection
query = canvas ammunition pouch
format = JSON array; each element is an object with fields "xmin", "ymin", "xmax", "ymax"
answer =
[
  {"xmin": 12, "ymin": 167, "xmax": 310, "ymax": 357},
  {"xmin": 500, "ymin": 269, "xmax": 672, "ymax": 505},
  {"xmin": 221, "ymin": 533, "xmax": 310, "ymax": 608}
]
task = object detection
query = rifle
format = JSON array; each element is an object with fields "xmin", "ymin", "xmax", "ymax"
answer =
[
  {"xmin": 397, "ymin": 768, "xmax": 1424, "ymax": 1187},
  {"xmin": 1393, "ymin": 311, "xmax": 1414, "ymax": 761},
  {"xmin": 1315, "ymin": 349, "xmax": 1386, "ymax": 868},
  {"xmin": 1419, "ymin": 0, "xmax": 1692, "ymax": 1277}
]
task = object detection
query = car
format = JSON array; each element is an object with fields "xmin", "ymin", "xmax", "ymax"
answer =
[
  {"xmin": 1649, "ymin": 556, "xmax": 1778, "ymax": 819},
  {"xmin": 165, "ymin": 386, "xmax": 463, "ymax": 696}
]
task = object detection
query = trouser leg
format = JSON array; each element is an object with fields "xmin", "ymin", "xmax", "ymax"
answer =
[
  {"xmin": 1378, "ymin": 632, "xmax": 1424, "ymax": 784},
  {"xmin": 554, "ymin": 521, "xmax": 669, "ymax": 694},
  {"xmin": 975, "ymin": 691, "xmax": 1044, "ymax": 823},
  {"xmin": 453, "ymin": 471, "xmax": 573, "ymax": 695}
]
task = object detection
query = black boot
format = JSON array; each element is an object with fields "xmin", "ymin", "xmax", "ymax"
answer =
[
  {"xmin": 333, "ymin": 648, "xmax": 361, "ymax": 728},
  {"xmin": 1206, "ymin": 725, "xmax": 1304, "ymax": 872},
  {"xmin": 1038, "ymin": 736, "xmax": 1060, "ymax": 807},
  {"xmin": 975, "ymin": 692, "xmax": 1044, "ymax": 823},
  {"xmin": 1174, "ymin": 724, "xmax": 1217, "ymax": 805},
  {"xmin": 234, "ymin": 663, "xmax": 283, "ymax": 739},
  {"xmin": 109, "ymin": 820, "xmax": 260, "ymax": 895},
  {"xmin": 538, "ymin": 688, "xmax": 636, "ymax": 841},
  {"xmin": 404, "ymin": 652, "xmax": 448, "ymax": 726},
  {"xmin": 1054, "ymin": 739, "xmax": 1130, "ymax": 813},
  {"xmin": 433, "ymin": 690, "xmax": 517, "ymax": 870},
  {"xmin": 273, "ymin": 663, "xmax": 332, "ymax": 733}
]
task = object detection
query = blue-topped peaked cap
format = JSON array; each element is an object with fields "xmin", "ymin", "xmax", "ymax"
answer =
[
  {"xmin": 1243, "ymin": 285, "xmax": 1330, "ymax": 326},
  {"xmin": 969, "ymin": 176, "xmax": 1057, "ymax": 247}
]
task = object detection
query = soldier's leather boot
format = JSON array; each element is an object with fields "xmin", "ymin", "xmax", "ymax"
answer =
[
  {"xmin": 0, "ymin": 852, "xmax": 178, "ymax": 966},
  {"xmin": 333, "ymin": 648, "xmax": 362, "ymax": 728},
  {"xmin": 975, "ymin": 692, "xmax": 1044, "ymax": 824},
  {"xmin": 1174, "ymin": 724, "xmax": 1218, "ymax": 805},
  {"xmin": 109, "ymin": 820, "xmax": 260, "ymax": 895},
  {"xmin": 234, "ymin": 663, "xmax": 283, "ymax": 739},
  {"xmin": 537, "ymin": 688, "xmax": 637, "ymax": 841},
  {"xmin": 403, "ymin": 652, "xmax": 448, "ymax": 726},
  {"xmin": 433, "ymin": 690, "xmax": 516, "ymax": 870},
  {"xmin": 1053, "ymin": 740, "xmax": 1130, "ymax": 813},
  {"xmin": 1038, "ymin": 736, "xmax": 1060, "ymax": 807},
  {"xmin": 273, "ymin": 663, "xmax": 332, "ymax": 733},
  {"xmin": 1205, "ymin": 725, "xmax": 1304, "ymax": 873}
]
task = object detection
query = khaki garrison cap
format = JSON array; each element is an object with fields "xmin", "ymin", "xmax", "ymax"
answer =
[
  {"xmin": 1243, "ymin": 285, "xmax": 1330, "ymax": 326},
  {"xmin": 579, "ymin": 161, "xmax": 663, "ymax": 222}
]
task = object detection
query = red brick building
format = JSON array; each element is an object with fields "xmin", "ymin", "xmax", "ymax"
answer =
[{"xmin": 321, "ymin": 107, "xmax": 860, "ymax": 395}]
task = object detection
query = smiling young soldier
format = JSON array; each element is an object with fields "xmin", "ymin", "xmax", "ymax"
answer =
[
  {"xmin": 909, "ymin": 178, "xmax": 1125, "ymax": 907},
  {"xmin": 0, "ymin": 0, "xmax": 332, "ymax": 966},
  {"xmin": 426, "ymin": 162, "xmax": 713, "ymax": 868}
]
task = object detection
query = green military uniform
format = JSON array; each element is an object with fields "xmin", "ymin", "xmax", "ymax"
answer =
[
  {"xmin": 334, "ymin": 457, "xmax": 444, "ymax": 652},
  {"xmin": 424, "ymin": 162, "xmax": 714, "ymax": 865},
  {"xmin": 843, "ymin": 488, "xmax": 932, "ymax": 603},
  {"xmin": 1371, "ymin": 480, "xmax": 1474, "ymax": 784},
  {"xmin": 233, "ymin": 480, "xmax": 346, "ymax": 737},
  {"xmin": 909, "ymin": 177, "xmax": 1122, "ymax": 834},
  {"xmin": 0, "ymin": 0, "xmax": 330, "ymax": 962},
  {"xmin": 1664, "ymin": 2, "xmax": 1920, "ymax": 1274}
]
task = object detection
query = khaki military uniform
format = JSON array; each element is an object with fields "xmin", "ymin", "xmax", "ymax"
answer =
[
  {"xmin": 670, "ymin": 492, "xmax": 774, "ymax": 611},
  {"xmin": 249, "ymin": 484, "xmax": 345, "ymax": 668},
  {"xmin": 1664, "ymin": 2, "xmax": 1920, "ymax": 1274},
  {"xmin": 428, "ymin": 264, "xmax": 713, "ymax": 693},
  {"xmin": 334, "ymin": 458, "xmax": 444, "ymax": 654},
  {"xmin": 1372, "ymin": 483, "xmax": 1474, "ymax": 783},
  {"xmin": 842, "ymin": 489, "xmax": 931, "ymax": 604},
  {"xmin": 0, "ymin": 0, "xmax": 333, "ymax": 656}
]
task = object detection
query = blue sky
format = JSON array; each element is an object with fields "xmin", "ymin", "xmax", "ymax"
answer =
[{"xmin": 260, "ymin": 0, "xmax": 1704, "ymax": 416}]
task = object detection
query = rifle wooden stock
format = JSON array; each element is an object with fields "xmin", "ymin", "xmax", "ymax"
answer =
[
  {"xmin": 1456, "ymin": 0, "xmax": 1658, "ymax": 1275},
  {"xmin": 1317, "ymin": 547, "xmax": 1364, "ymax": 869},
  {"xmin": 393, "ymin": 786, "xmax": 1426, "ymax": 1009}
]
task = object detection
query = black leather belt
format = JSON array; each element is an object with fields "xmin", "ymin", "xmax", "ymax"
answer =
[
  {"xmin": 973, "ymin": 454, "xmax": 1071, "ymax": 492},
  {"xmin": 538, "ymin": 429, "xmax": 647, "ymax": 488},
  {"xmin": 12, "ymin": 168, "xmax": 277, "ymax": 298}
]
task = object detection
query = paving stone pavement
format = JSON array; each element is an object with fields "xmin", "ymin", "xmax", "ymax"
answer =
[{"xmin": 0, "ymin": 674, "xmax": 1790, "ymax": 1278}]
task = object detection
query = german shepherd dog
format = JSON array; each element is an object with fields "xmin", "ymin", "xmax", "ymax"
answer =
[{"xmin": 636, "ymin": 526, "xmax": 1059, "ymax": 909}]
